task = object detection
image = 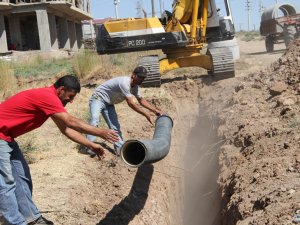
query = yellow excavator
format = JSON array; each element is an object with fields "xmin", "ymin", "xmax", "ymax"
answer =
[{"xmin": 96, "ymin": 0, "xmax": 239, "ymax": 86}]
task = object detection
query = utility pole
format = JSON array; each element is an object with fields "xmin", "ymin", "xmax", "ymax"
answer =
[
  {"xmin": 258, "ymin": 0, "xmax": 265, "ymax": 16},
  {"xmin": 136, "ymin": 0, "xmax": 143, "ymax": 18},
  {"xmin": 113, "ymin": 0, "xmax": 120, "ymax": 19},
  {"xmin": 159, "ymin": 0, "xmax": 162, "ymax": 15},
  {"xmin": 275, "ymin": 0, "xmax": 279, "ymax": 17},
  {"xmin": 151, "ymin": 0, "xmax": 155, "ymax": 17},
  {"xmin": 88, "ymin": 0, "xmax": 93, "ymax": 39},
  {"xmin": 245, "ymin": 0, "xmax": 251, "ymax": 31}
]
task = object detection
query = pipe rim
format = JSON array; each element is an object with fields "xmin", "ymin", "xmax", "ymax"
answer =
[
  {"xmin": 155, "ymin": 114, "xmax": 174, "ymax": 127},
  {"xmin": 120, "ymin": 140, "xmax": 147, "ymax": 168}
]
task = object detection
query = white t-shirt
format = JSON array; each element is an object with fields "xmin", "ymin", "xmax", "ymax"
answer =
[{"xmin": 93, "ymin": 76, "xmax": 141, "ymax": 104}]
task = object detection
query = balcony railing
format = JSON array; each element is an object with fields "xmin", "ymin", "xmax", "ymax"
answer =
[{"xmin": 0, "ymin": 0, "xmax": 89, "ymax": 13}]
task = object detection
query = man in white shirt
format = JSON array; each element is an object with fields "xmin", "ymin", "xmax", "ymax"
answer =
[{"xmin": 84, "ymin": 66, "xmax": 162, "ymax": 156}]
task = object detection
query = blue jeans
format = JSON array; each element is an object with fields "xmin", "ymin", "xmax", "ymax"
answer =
[
  {"xmin": 0, "ymin": 140, "xmax": 40, "ymax": 225},
  {"xmin": 86, "ymin": 95, "xmax": 124, "ymax": 154}
]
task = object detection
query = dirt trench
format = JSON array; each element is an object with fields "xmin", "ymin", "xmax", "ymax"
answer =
[{"xmin": 2, "ymin": 38, "xmax": 298, "ymax": 225}]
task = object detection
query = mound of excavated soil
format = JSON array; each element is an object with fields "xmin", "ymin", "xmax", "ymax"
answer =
[{"xmin": 200, "ymin": 40, "xmax": 300, "ymax": 224}]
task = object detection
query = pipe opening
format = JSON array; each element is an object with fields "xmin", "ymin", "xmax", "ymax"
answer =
[{"xmin": 121, "ymin": 141, "xmax": 146, "ymax": 167}]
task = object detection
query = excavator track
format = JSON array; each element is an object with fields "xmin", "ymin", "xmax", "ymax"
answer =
[
  {"xmin": 207, "ymin": 47, "xmax": 235, "ymax": 80},
  {"xmin": 138, "ymin": 55, "xmax": 161, "ymax": 87}
]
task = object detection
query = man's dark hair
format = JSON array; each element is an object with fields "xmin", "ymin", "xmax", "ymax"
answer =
[{"xmin": 54, "ymin": 75, "xmax": 81, "ymax": 93}]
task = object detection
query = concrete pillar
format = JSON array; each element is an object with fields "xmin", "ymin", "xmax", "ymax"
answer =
[
  {"xmin": 9, "ymin": 16, "xmax": 22, "ymax": 49},
  {"xmin": 0, "ymin": 15, "xmax": 8, "ymax": 52},
  {"xmin": 48, "ymin": 14, "xmax": 58, "ymax": 50},
  {"xmin": 75, "ymin": 23, "xmax": 83, "ymax": 49},
  {"xmin": 68, "ymin": 20, "xmax": 77, "ymax": 51},
  {"xmin": 84, "ymin": 0, "xmax": 88, "ymax": 12},
  {"xmin": 36, "ymin": 9, "xmax": 51, "ymax": 50},
  {"xmin": 57, "ymin": 17, "xmax": 70, "ymax": 49}
]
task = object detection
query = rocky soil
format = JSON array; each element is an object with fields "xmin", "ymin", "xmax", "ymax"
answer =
[
  {"xmin": 198, "ymin": 40, "xmax": 300, "ymax": 225},
  {"xmin": 216, "ymin": 40, "xmax": 300, "ymax": 225}
]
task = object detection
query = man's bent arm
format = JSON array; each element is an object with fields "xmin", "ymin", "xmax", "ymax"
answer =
[
  {"xmin": 126, "ymin": 96, "xmax": 153, "ymax": 124},
  {"xmin": 52, "ymin": 117, "xmax": 95, "ymax": 148},
  {"xmin": 52, "ymin": 117, "xmax": 106, "ymax": 156},
  {"xmin": 138, "ymin": 97, "xmax": 162, "ymax": 115},
  {"xmin": 51, "ymin": 112, "xmax": 118, "ymax": 143}
]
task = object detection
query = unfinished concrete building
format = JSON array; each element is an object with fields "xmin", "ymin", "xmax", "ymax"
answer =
[{"xmin": 0, "ymin": 0, "xmax": 92, "ymax": 53}]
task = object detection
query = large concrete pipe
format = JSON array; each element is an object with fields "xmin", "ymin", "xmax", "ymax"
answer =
[
  {"xmin": 261, "ymin": 4, "xmax": 297, "ymax": 21},
  {"xmin": 120, "ymin": 115, "xmax": 173, "ymax": 167}
]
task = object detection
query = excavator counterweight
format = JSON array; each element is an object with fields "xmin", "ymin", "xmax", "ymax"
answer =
[{"xmin": 96, "ymin": 0, "xmax": 239, "ymax": 87}]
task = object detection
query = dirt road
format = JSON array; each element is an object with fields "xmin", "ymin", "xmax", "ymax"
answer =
[
  {"xmin": 236, "ymin": 39, "xmax": 286, "ymax": 76},
  {"xmin": 2, "ymin": 38, "xmax": 296, "ymax": 225}
]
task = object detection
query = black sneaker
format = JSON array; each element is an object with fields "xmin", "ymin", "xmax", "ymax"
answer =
[{"xmin": 27, "ymin": 216, "xmax": 54, "ymax": 225}]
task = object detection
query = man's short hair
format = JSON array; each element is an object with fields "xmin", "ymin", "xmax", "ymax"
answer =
[
  {"xmin": 133, "ymin": 66, "xmax": 147, "ymax": 78},
  {"xmin": 54, "ymin": 75, "xmax": 81, "ymax": 93}
]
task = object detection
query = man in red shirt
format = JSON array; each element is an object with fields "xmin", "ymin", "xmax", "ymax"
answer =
[{"xmin": 0, "ymin": 75, "xmax": 118, "ymax": 225}]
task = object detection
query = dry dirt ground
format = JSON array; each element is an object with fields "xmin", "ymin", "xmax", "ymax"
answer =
[{"xmin": 1, "ymin": 38, "xmax": 299, "ymax": 225}]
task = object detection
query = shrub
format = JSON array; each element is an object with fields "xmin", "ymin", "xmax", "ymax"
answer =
[
  {"xmin": 14, "ymin": 56, "xmax": 73, "ymax": 78},
  {"xmin": 0, "ymin": 61, "xmax": 17, "ymax": 93},
  {"xmin": 73, "ymin": 50, "xmax": 100, "ymax": 79},
  {"xmin": 236, "ymin": 31, "xmax": 262, "ymax": 42}
]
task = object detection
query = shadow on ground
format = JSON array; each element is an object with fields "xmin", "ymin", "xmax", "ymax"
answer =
[
  {"xmin": 97, "ymin": 164, "xmax": 153, "ymax": 225},
  {"xmin": 161, "ymin": 74, "xmax": 207, "ymax": 85},
  {"xmin": 248, "ymin": 49, "xmax": 285, "ymax": 56}
]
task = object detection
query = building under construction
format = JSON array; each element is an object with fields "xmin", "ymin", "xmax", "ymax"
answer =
[{"xmin": 0, "ymin": 0, "xmax": 91, "ymax": 53}]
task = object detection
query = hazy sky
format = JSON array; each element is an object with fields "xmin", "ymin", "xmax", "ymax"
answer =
[{"xmin": 90, "ymin": 0, "xmax": 300, "ymax": 31}]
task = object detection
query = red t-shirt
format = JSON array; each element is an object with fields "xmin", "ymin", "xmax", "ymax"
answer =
[{"xmin": 0, "ymin": 86, "xmax": 66, "ymax": 142}]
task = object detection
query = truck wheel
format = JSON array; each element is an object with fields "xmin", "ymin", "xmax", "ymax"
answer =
[
  {"xmin": 284, "ymin": 25, "xmax": 296, "ymax": 47},
  {"xmin": 265, "ymin": 36, "xmax": 274, "ymax": 53}
]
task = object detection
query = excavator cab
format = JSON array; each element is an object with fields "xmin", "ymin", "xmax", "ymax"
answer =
[
  {"xmin": 206, "ymin": 0, "xmax": 235, "ymax": 41},
  {"xmin": 96, "ymin": 0, "xmax": 239, "ymax": 87},
  {"xmin": 219, "ymin": 18, "xmax": 235, "ymax": 38}
]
